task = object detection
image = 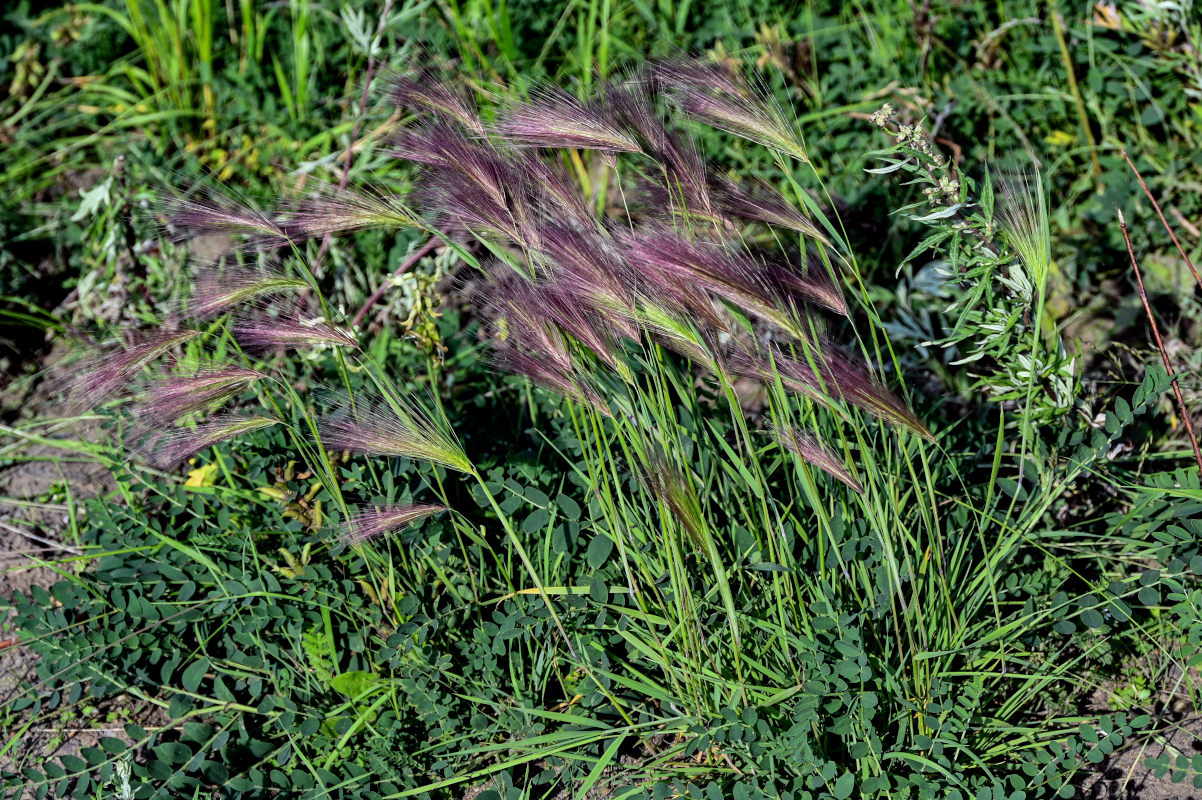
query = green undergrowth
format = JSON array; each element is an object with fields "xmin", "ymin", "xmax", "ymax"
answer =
[{"xmin": 5, "ymin": 347, "xmax": 1202, "ymax": 798}]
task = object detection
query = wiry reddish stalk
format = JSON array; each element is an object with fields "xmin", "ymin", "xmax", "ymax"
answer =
[
  {"xmin": 351, "ymin": 234, "xmax": 441, "ymax": 328},
  {"xmin": 1121, "ymin": 150, "xmax": 1202, "ymax": 292},
  {"xmin": 305, "ymin": 0, "xmax": 396, "ymax": 308},
  {"xmin": 1118, "ymin": 209, "xmax": 1202, "ymax": 476}
]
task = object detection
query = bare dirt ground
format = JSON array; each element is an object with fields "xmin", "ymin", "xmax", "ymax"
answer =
[
  {"xmin": 1080, "ymin": 716, "xmax": 1202, "ymax": 799},
  {"xmin": 0, "ymin": 343, "xmax": 164, "ymax": 783}
]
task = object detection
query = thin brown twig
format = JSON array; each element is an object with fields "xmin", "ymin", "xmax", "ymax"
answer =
[
  {"xmin": 1118, "ymin": 209, "xmax": 1202, "ymax": 475},
  {"xmin": 299, "ymin": 0, "xmax": 396, "ymax": 313},
  {"xmin": 351, "ymin": 234, "xmax": 440, "ymax": 328},
  {"xmin": 0, "ymin": 518, "xmax": 82, "ymax": 556},
  {"xmin": 1121, "ymin": 149, "xmax": 1202, "ymax": 291}
]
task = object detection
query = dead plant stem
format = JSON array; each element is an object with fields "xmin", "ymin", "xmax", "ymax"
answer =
[
  {"xmin": 1118, "ymin": 209, "xmax": 1202, "ymax": 475},
  {"xmin": 1121, "ymin": 149, "xmax": 1202, "ymax": 291}
]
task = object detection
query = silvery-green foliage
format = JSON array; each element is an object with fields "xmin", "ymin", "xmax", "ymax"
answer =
[{"xmin": 867, "ymin": 105, "xmax": 1079, "ymax": 423}]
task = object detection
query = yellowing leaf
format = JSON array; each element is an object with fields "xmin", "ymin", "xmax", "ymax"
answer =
[
  {"xmin": 1092, "ymin": 2, "xmax": 1122, "ymax": 30},
  {"xmin": 1044, "ymin": 130, "xmax": 1076, "ymax": 147},
  {"xmin": 184, "ymin": 463, "xmax": 219, "ymax": 487}
]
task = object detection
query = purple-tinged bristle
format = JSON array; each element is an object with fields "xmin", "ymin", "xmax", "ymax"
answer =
[
  {"xmin": 414, "ymin": 168, "xmax": 530, "ymax": 246},
  {"xmin": 621, "ymin": 229, "xmax": 797, "ymax": 332},
  {"xmin": 391, "ymin": 122, "xmax": 513, "ymax": 208},
  {"xmin": 511, "ymin": 151, "xmax": 596, "ymax": 228},
  {"xmin": 135, "ymin": 366, "xmax": 262, "ymax": 428},
  {"xmin": 711, "ymin": 175, "xmax": 829, "ymax": 245},
  {"xmin": 649, "ymin": 129, "xmax": 718, "ymax": 222},
  {"xmin": 769, "ymin": 424, "xmax": 864, "ymax": 493},
  {"xmin": 658, "ymin": 59, "xmax": 808, "ymax": 162},
  {"xmin": 232, "ymin": 315, "xmax": 359, "ymax": 353},
  {"xmin": 318, "ymin": 393, "xmax": 472, "ymax": 473},
  {"xmin": 535, "ymin": 225, "xmax": 636, "ymax": 314},
  {"xmin": 166, "ymin": 196, "xmax": 290, "ymax": 251},
  {"xmin": 491, "ymin": 346, "xmax": 610, "ymax": 415},
  {"xmin": 74, "ymin": 329, "xmax": 203, "ymax": 408},
  {"xmin": 817, "ymin": 346, "xmax": 933, "ymax": 439},
  {"xmin": 135, "ymin": 415, "xmax": 279, "ymax": 468},
  {"xmin": 483, "ymin": 275, "xmax": 575, "ymax": 371},
  {"xmin": 280, "ymin": 186, "xmax": 419, "ymax": 241},
  {"xmin": 388, "ymin": 69, "xmax": 485, "ymax": 135},
  {"xmin": 604, "ymin": 79, "xmax": 668, "ymax": 154},
  {"xmin": 187, "ymin": 266, "xmax": 309, "ymax": 322},
  {"xmin": 763, "ymin": 258, "xmax": 847, "ymax": 317},
  {"xmin": 343, "ymin": 503, "xmax": 448, "ymax": 544},
  {"xmin": 496, "ymin": 85, "xmax": 642, "ymax": 153}
]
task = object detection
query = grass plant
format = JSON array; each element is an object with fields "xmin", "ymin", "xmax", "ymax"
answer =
[{"xmin": 1, "ymin": 1, "xmax": 1201, "ymax": 799}]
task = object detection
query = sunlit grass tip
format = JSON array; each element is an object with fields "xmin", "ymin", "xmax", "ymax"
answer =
[{"xmin": 318, "ymin": 390, "xmax": 473, "ymax": 474}]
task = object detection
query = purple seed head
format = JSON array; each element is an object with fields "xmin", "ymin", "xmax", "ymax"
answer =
[
  {"xmin": 769, "ymin": 424, "xmax": 864, "ymax": 493},
  {"xmin": 756, "ymin": 251, "xmax": 847, "ymax": 317},
  {"xmin": 603, "ymin": 78, "xmax": 668, "ymax": 154},
  {"xmin": 73, "ymin": 329, "xmax": 203, "ymax": 408},
  {"xmin": 318, "ymin": 392, "xmax": 473, "ymax": 473},
  {"xmin": 280, "ymin": 186, "xmax": 419, "ymax": 241},
  {"xmin": 496, "ymin": 85, "xmax": 642, "ymax": 153},
  {"xmin": 134, "ymin": 415, "xmax": 278, "ymax": 468},
  {"xmin": 659, "ymin": 60, "xmax": 808, "ymax": 162},
  {"xmin": 388, "ymin": 68, "xmax": 485, "ymax": 135},
  {"xmin": 392, "ymin": 122, "xmax": 513, "ymax": 209},
  {"xmin": 712, "ymin": 175, "xmax": 828, "ymax": 245},
  {"xmin": 535, "ymin": 225, "xmax": 636, "ymax": 316},
  {"xmin": 621, "ymin": 229, "xmax": 803, "ymax": 335},
  {"xmin": 232, "ymin": 315, "xmax": 360, "ymax": 353},
  {"xmin": 490, "ymin": 346, "xmax": 610, "ymax": 414},
  {"xmin": 654, "ymin": 59, "xmax": 747, "ymax": 97},
  {"xmin": 342, "ymin": 503, "xmax": 448, "ymax": 545},
  {"xmin": 165, "ymin": 195, "xmax": 289, "ymax": 251},
  {"xmin": 188, "ymin": 266, "xmax": 309, "ymax": 322},
  {"xmin": 135, "ymin": 366, "xmax": 263, "ymax": 428},
  {"xmin": 637, "ymin": 453, "xmax": 707, "ymax": 550},
  {"xmin": 415, "ymin": 171, "xmax": 528, "ymax": 246}
]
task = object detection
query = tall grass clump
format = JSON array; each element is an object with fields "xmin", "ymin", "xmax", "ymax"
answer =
[{"xmin": 7, "ymin": 56, "xmax": 1195, "ymax": 800}]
